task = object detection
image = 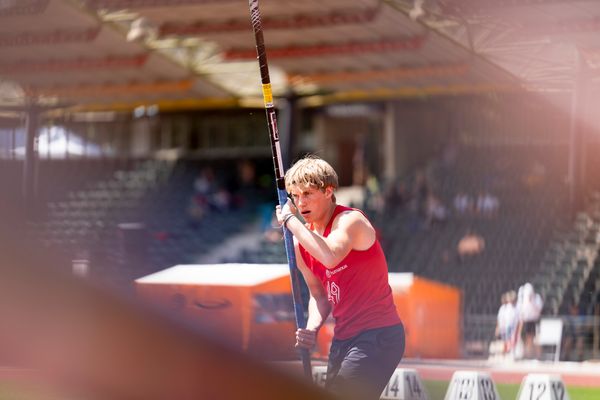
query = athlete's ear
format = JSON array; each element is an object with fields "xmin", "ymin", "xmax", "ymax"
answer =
[{"xmin": 324, "ymin": 186, "xmax": 334, "ymax": 199}]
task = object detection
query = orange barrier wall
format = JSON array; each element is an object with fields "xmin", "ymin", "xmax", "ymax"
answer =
[
  {"xmin": 136, "ymin": 266, "xmax": 461, "ymax": 361},
  {"xmin": 317, "ymin": 273, "xmax": 461, "ymax": 359},
  {"xmin": 135, "ymin": 264, "xmax": 298, "ymax": 360},
  {"xmin": 389, "ymin": 273, "xmax": 461, "ymax": 359}
]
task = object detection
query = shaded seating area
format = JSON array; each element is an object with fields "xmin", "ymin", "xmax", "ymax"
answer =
[
  {"xmin": 26, "ymin": 158, "xmax": 269, "ymax": 292},
  {"xmin": 532, "ymin": 193, "xmax": 600, "ymax": 316},
  {"xmin": 376, "ymin": 144, "xmax": 571, "ymax": 315}
]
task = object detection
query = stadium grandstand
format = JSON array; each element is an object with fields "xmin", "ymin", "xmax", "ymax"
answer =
[{"xmin": 1, "ymin": 0, "xmax": 600, "ymax": 399}]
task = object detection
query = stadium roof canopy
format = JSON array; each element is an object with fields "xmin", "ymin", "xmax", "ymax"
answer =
[{"xmin": 1, "ymin": 0, "xmax": 599, "ymax": 113}]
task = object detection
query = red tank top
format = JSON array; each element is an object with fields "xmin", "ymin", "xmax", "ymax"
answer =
[{"xmin": 299, "ymin": 205, "xmax": 401, "ymax": 340}]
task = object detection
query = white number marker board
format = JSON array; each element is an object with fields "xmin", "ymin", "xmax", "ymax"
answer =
[
  {"xmin": 312, "ymin": 366, "xmax": 428, "ymax": 400},
  {"xmin": 444, "ymin": 371, "xmax": 500, "ymax": 400},
  {"xmin": 517, "ymin": 374, "xmax": 570, "ymax": 400},
  {"xmin": 312, "ymin": 365, "xmax": 328, "ymax": 388},
  {"xmin": 381, "ymin": 368, "xmax": 428, "ymax": 400}
]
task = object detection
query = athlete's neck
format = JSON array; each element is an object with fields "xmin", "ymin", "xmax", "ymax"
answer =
[{"xmin": 312, "ymin": 202, "xmax": 337, "ymax": 235}]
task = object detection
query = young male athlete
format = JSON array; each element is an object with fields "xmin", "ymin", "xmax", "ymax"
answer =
[{"xmin": 276, "ymin": 155, "xmax": 404, "ymax": 400}]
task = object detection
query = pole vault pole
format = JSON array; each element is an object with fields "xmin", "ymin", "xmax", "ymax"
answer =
[{"xmin": 248, "ymin": 0, "xmax": 312, "ymax": 380}]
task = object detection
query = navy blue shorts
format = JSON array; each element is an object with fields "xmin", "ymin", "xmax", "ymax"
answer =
[
  {"xmin": 522, "ymin": 320, "xmax": 537, "ymax": 338},
  {"xmin": 325, "ymin": 323, "xmax": 405, "ymax": 400}
]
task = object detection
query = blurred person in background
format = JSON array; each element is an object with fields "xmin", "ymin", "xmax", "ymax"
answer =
[
  {"xmin": 424, "ymin": 193, "xmax": 447, "ymax": 229},
  {"xmin": 453, "ymin": 191, "xmax": 472, "ymax": 215},
  {"xmin": 364, "ymin": 170, "xmax": 384, "ymax": 217},
  {"xmin": 492, "ymin": 292, "xmax": 509, "ymax": 358},
  {"xmin": 495, "ymin": 291, "xmax": 518, "ymax": 358},
  {"xmin": 383, "ymin": 180, "xmax": 408, "ymax": 217},
  {"xmin": 516, "ymin": 283, "xmax": 543, "ymax": 359},
  {"xmin": 276, "ymin": 155, "xmax": 404, "ymax": 400},
  {"xmin": 476, "ymin": 191, "xmax": 500, "ymax": 217},
  {"xmin": 522, "ymin": 160, "xmax": 547, "ymax": 189},
  {"xmin": 457, "ymin": 230, "xmax": 485, "ymax": 261},
  {"xmin": 562, "ymin": 302, "xmax": 586, "ymax": 361},
  {"xmin": 412, "ymin": 170, "xmax": 430, "ymax": 219}
]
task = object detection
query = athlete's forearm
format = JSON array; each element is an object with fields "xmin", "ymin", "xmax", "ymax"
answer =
[
  {"xmin": 285, "ymin": 216, "xmax": 342, "ymax": 268},
  {"xmin": 306, "ymin": 296, "xmax": 331, "ymax": 332}
]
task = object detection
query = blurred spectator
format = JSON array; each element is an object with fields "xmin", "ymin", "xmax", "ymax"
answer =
[
  {"xmin": 522, "ymin": 160, "xmax": 547, "ymax": 189},
  {"xmin": 194, "ymin": 167, "xmax": 216, "ymax": 197},
  {"xmin": 495, "ymin": 291, "xmax": 518, "ymax": 358},
  {"xmin": 425, "ymin": 194, "xmax": 447, "ymax": 228},
  {"xmin": 383, "ymin": 180, "xmax": 408, "ymax": 216},
  {"xmin": 562, "ymin": 302, "xmax": 585, "ymax": 361},
  {"xmin": 187, "ymin": 166, "xmax": 234, "ymax": 228},
  {"xmin": 453, "ymin": 192, "xmax": 472, "ymax": 214},
  {"xmin": 516, "ymin": 283, "xmax": 543, "ymax": 359},
  {"xmin": 364, "ymin": 172, "xmax": 384, "ymax": 216},
  {"xmin": 193, "ymin": 167, "xmax": 232, "ymax": 213},
  {"xmin": 187, "ymin": 194, "xmax": 207, "ymax": 228},
  {"xmin": 236, "ymin": 160, "xmax": 261, "ymax": 207},
  {"xmin": 188, "ymin": 168, "xmax": 214, "ymax": 228},
  {"xmin": 412, "ymin": 170, "xmax": 430, "ymax": 218},
  {"xmin": 212, "ymin": 187, "xmax": 232, "ymax": 212},
  {"xmin": 495, "ymin": 293, "xmax": 508, "ymax": 340},
  {"xmin": 457, "ymin": 231, "xmax": 485, "ymax": 260},
  {"xmin": 476, "ymin": 191, "xmax": 500, "ymax": 217},
  {"xmin": 352, "ymin": 134, "xmax": 367, "ymax": 186},
  {"xmin": 238, "ymin": 160, "xmax": 256, "ymax": 187}
]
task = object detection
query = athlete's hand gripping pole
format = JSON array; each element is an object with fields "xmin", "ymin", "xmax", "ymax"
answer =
[{"xmin": 247, "ymin": 0, "xmax": 312, "ymax": 380}]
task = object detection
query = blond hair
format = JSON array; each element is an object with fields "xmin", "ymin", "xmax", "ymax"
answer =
[{"xmin": 285, "ymin": 155, "xmax": 338, "ymax": 196}]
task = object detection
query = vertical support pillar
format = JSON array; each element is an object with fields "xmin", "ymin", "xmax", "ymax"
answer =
[
  {"xmin": 568, "ymin": 51, "xmax": 589, "ymax": 215},
  {"xmin": 11, "ymin": 126, "xmax": 16, "ymax": 159},
  {"xmin": 65, "ymin": 114, "xmax": 70, "ymax": 160},
  {"xmin": 383, "ymin": 101, "xmax": 397, "ymax": 184},
  {"xmin": 160, "ymin": 117, "xmax": 171, "ymax": 150},
  {"xmin": 278, "ymin": 94, "xmax": 298, "ymax": 169},
  {"xmin": 22, "ymin": 105, "xmax": 39, "ymax": 215}
]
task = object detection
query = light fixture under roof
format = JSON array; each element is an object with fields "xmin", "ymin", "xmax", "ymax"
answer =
[
  {"xmin": 127, "ymin": 17, "xmax": 158, "ymax": 42},
  {"xmin": 0, "ymin": 79, "xmax": 24, "ymax": 105}
]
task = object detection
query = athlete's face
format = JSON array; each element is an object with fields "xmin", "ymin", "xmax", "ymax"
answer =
[{"xmin": 289, "ymin": 184, "xmax": 334, "ymax": 224}]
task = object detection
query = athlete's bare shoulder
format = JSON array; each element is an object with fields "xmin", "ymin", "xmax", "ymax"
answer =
[
  {"xmin": 332, "ymin": 208, "xmax": 375, "ymax": 249},
  {"xmin": 335, "ymin": 208, "xmax": 372, "ymax": 227}
]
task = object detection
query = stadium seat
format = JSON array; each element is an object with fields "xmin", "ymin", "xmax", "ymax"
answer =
[{"xmin": 536, "ymin": 318, "xmax": 563, "ymax": 362}]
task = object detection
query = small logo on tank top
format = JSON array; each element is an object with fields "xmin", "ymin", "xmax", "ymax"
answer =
[
  {"xmin": 327, "ymin": 281, "xmax": 340, "ymax": 305},
  {"xmin": 325, "ymin": 264, "xmax": 348, "ymax": 278}
]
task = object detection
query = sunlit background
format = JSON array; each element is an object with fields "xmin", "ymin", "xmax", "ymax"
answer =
[{"xmin": 1, "ymin": 0, "xmax": 600, "ymax": 399}]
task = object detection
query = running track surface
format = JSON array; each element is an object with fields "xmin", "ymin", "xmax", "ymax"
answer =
[
  {"xmin": 276, "ymin": 358, "xmax": 600, "ymax": 388},
  {"xmin": 2, "ymin": 358, "xmax": 600, "ymax": 388}
]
